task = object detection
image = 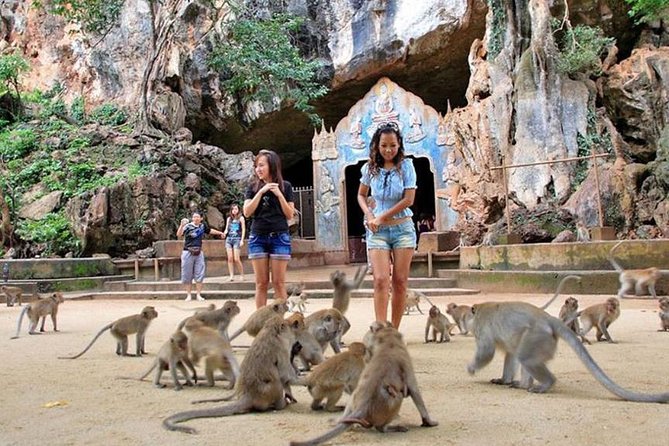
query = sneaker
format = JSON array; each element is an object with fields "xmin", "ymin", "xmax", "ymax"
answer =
[
  {"xmin": 196, "ymin": 295, "xmax": 205, "ymax": 301},
  {"xmin": 184, "ymin": 295, "xmax": 192, "ymax": 302}
]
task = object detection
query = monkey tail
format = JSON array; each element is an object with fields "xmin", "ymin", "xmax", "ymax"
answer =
[
  {"xmin": 607, "ymin": 241, "xmax": 625, "ymax": 272},
  {"xmin": 228, "ymin": 326, "xmax": 245, "ymax": 342},
  {"xmin": 555, "ymin": 321, "xmax": 669, "ymax": 403},
  {"xmin": 418, "ymin": 291, "xmax": 435, "ymax": 308},
  {"xmin": 539, "ymin": 275, "xmax": 582, "ymax": 310},
  {"xmin": 58, "ymin": 323, "xmax": 113, "ymax": 359},
  {"xmin": 289, "ymin": 423, "xmax": 351, "ymax": 446},
  {"xmin": 191, "ymin": 390, "xmax": 237, "ymax": 404},
  {"xmin": 11, "ymin": 305, "xmax": 30, "ymax": 339},
  {"xmin": 138, "ymin": 363, "xmax": 157, "ymax": 381},
  {"xmin": 162, "ymin": 399, "xmax": 251, "ymax": 434}
]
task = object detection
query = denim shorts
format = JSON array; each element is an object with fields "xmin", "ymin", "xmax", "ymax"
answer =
[
  {"xmin": 367, "ymin": 220, "xmax": 416, "ymax": 250},
  {"xmin": 225, "ymin": 237, "xmax": 241, "ymax": 250},
  {"xmin": 248, "ymin": 231, "xmax": 291, "ymax": 260}
]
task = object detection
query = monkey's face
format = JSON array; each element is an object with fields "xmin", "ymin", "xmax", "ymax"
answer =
[
  {"xmin": 330, "ymin": 271, "xmax": 344, "ymax": 285},
  {"xmin": 428, "ymin": 306, "xmax": 441, "ymax": 318},
  {"xmin": 606, "ymin": 298, "xmax": 619, "ymax": 313},
  {"xmin": 446, "ymin": 303, "xmax": 457, "ymax": 314},
  {"xmin": 565, "ymin": 297, "xmax": 578, "ymax": 310},
  {"xmin": 224, "ymin": 301, "xmax": 241, "ymax": 316}
]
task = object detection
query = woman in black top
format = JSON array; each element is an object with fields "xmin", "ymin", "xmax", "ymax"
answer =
[{"xmin": 243, "ymin": 149, "xmax": 295, "ymax": 308}]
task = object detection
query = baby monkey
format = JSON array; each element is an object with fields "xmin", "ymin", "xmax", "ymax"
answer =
[
  {"xmin": 425, "ymin": 305, "xmax": 456, "ymax": 343},
  {"xmin": 136, "ymin": 331, "xmax": 197, "ymax": 390}
]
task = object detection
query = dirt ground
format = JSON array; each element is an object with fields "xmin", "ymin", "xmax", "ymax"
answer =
[{"xmin": 2, "ymin": 292, "xmax": 668, "ymax": 446}]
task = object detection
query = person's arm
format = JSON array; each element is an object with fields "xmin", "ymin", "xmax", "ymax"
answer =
[
  {"xmin": 273, "ymin": 184, "xmax": 294, "ymax": 220},
  {"xmin": 222, "ymin": 217, "xmax": 230, "ymax": 238},
  {"xmin": 357, "ymin": 184, "xmax": 374, "ymax": 221},
  {"xmin": 240, "ymin": 216, "xmax": 246, "ymax": 246},
  {"xmin": 176, "ymin": 219, "xmax": 188, "ymax": 238},
  {"xmin": 374, "ymin": 189, "xmax": 416, "ymax": 224},
  {"xmin": 244, "ymin": 183, "xmax": 274, "ymax": 217}
]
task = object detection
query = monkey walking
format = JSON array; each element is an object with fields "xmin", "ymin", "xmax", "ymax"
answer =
[
  {"xmin": 658, "ymin": 297, "xmax": 669, "ymax": 332},
  {"xmin": 287, "ymin": 292, "xmax": 309, "ymax": 313},
  {"xmin": 425, "ymin": 306, "xmax": 456, "ymax": 343},
  {"xmin": 575, "ymin": 297, "xmax": 620, "ymax": 343},
  {"xmin": 2, "ymin": 285, "xmax": 23, "ymax": 307},
  {"xmin": 289, "ymin": 325, "xmax": 438, "ymax": 446},
  {"xmin": 163, "ymin": 317, "xmax": 297, "ymax": 434},
  {"xmin": 59, "ymin": 306, "xmax": 158, "ymax": 358},
  {"xmin": 467, "ymin": 301, "xmax": 669, "ymax": 402},
  {"xmin": 11, "ymin": 292, "xmax": 65, "ymax": 338},
  {"xmin": 177, "ymin": 300, "xmax": 240, "ymax": 341},
  {"xmin": 403, "ymin": 289, "xmax": 435, "ymax": 315},
  {"xmin": 446, "ymin": 303, "xmax": 474, "ymax": 335},
  {"xmin": 228, "ymin": 299, "xmax": 288, "ymax": 341},
  {"xmin": 609, "ymin": 241, "xmax": 661, "ymax": 299}
]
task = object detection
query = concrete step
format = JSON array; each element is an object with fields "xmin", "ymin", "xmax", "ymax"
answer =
[
  {"xmin": 104, "ymin": 277, "xmax": 458, "ymax": 292},
  {"xmin": 66, "ymin": 287, "xmax": 479, "ymax": 301},
  {"xmin": 4, "ymin": 274, "xmax": 135, "ymax": 293},
  {"xmin": 437, "ymin": 269, "xmax": 669, "ymax": 295}
]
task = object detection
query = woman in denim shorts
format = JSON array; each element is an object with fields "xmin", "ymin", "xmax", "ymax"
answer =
[
  {"xmin": 357, "ymin": 122, "xmax": 417, "ymax": 328},
  {"xmin": 223, "ymin": 203, "xmax": 246, "ymax": 282},
  {"xmin": 243, "ymin": 149, "xmax": 295, "ymax": 308}
]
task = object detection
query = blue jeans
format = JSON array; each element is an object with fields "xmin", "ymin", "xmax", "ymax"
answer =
[
  {"xmin": 225, "ymin": 237, "xmax": 241, "ymax": 250},
  {"xmin": 247, "ymin": 232, "xmax": 291, "ymax": 260},
  {"xmin": 367, "ymin": 220, "xmax": 416, "ymax": 250}
]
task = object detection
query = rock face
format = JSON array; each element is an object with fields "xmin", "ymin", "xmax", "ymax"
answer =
[{"xmin": 19, "ymin": 191, "xmax": 63, "ymax": 220}]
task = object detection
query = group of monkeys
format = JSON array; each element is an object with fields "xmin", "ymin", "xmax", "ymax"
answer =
[{"xmin": 3, "ymin": 240, "xmax": 667, "ymax": 444}]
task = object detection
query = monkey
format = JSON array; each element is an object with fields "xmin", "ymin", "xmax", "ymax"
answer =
[
  {"xmin": 163, "ymin": 317, "xmax": 297, "ymax": 434},
  {"xmin": 183, "ymin": 318, "xmax": 240, "ymax": 388},
  {"xmin": 402, "ymin": 289, "xmax": 435, "ymax": 315},
  {"xmin": 361, "ymin": 320, "xmax": 393, "ymax": 362},
  {"xmin": 59, "ymin": 306, "xmax": 158, "ymax": 358},
  {"xmin": 228, "ymin": 299, "xmax": 288, "ymax": 341},
  {"xmin": 424, "ymin": 305, "xmax": 456, "ymax": 343},
  {"xmin": 299, "ymin": 342, "xmax": 366, "ymax": 412},
  {"xmin": 446, "ymin": 302, "xmax": 474, "ymax": 335},
  {"xmin": 132, "ymin": 331, "xmax": 197, "ymax": 390},
  {"xmin": 576, "ymin": 220, "xmax": 590, "ymax": 242},
  {"xmin": 558, "ymin": 297, "xmax": 590, "ymax": 344},
  {"xmin": 538, "ymin": 275, "xmax": 582, "ymax": 310},
  {"xmin": 287, "ymin": 281, "xmax": 306, "ymax": 298},
  {"xmin": 177, "ymin": 300, "xmax": 240, "ymax": 341},
  {"xmin": 289, "ymin": 326, "xmax": 438, "ymax": 446},
  {"xmin": 1, "ymin": 285, "xmax": 23, "ymax": 307},
  {"xmin": 285, "ymin": 313, "xmax": 323, "ymax": 373},
  {"xmin": 577, "ymin": 297, "xmax": 621, "ymax": 343},
  {"xmin": 330, "ymin": 265, "xmax": 368, "ymax": 315},
  {"xmin": 658, "ymin": 297, "xmax": 669, "ymax": 332},
  {"xmin": 287, "ymin": 292, "xmax": 309, "ymax": 313},
  {"xmin": 466, "ymin": 301, "xmax": 669, "ymax": 402},
  {"xmin": 12, "ymin": 292, "xmax": 65, "ymax": 338},
  {"xmin": 609, "ymin": 240, "xmax": 661, "ymax": 299},
  {"xmin": 304, "ymin": 308, "xmax": 347, "ymax": 354}
]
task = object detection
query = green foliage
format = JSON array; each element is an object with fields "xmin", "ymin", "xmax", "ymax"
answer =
[
  {"xmin": 0, "ymin": 127, "xmax": 38, "ymax": 161},
  {"xmin": 487, "ymin": 0, "xmax": 506, "ymax": 59},
  {"xmin": 15, "ymin": 212, "xmax": 80, "ymax": 256},
  {"xmin": 70, "ymin": 96, "xmax": 86, "ymax": 123},
  {"xmin": 0, "ymin": 53, "xmax": 29, "ymax": 96},
  {"xmin": 574, "ymin": 109, "xmax": 613, "ymax": 187},
  {"xmin": 625, "ymin": 0, "xmax": 669, "ymax": 23},
  {"xmin": 33, "ymin": 0, "xmax": 125, "ymax": 34},
  {"xmin": 127, "ymin": 160, "xmax": 151, "ymax": 180},
  {"xmin": 209, "ymin": 12, "xmax": 328, "ymax": 124},
  {"xmin": 552, "ymin": 21, "xmax": 615, "ymax": 77},
  {"xmin": 89, "ymin": 103, "xmax": 127, "ymax": 126}
]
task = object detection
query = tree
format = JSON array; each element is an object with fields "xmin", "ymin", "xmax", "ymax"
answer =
[
  {"xmin": 625, "ymin": 0, "xmax": 669, "ymax": 24},
  {"xmin": 0, "ymin": 53, "xmax": 30, "ymax": 118}
]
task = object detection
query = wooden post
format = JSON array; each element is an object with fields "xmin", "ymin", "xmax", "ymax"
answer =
[
  {"xmin": 427, "ymin": 251, "xmax": 433, "ymax": 278},
  {"xmin": 501, "ymin": 161, "xmax": 511, "ymax": 234},
  {"xmin": 591, "ymin": 152, "xmax": 604, "ymax": 227},
  {"xmin": 154, "ymin": 258, "xmax": 159, "ymax": 281},
  {"xmin": 134, "ymin": 259, "xmax": 139, "ymax": 281}
]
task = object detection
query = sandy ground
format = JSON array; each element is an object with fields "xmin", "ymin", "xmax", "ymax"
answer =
[{"xmin": 2, "ymin": 293, "xmax": 668, "ymax": 446}]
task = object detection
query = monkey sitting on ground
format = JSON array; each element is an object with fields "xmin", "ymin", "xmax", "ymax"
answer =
[
  {"xmin": 2, "ymin": 285, "xmax": 23, "ymax": 307},
  {"xmin": 425, "ymin": 306, "xmax": 456, "ymax": 343},
  {"xmin": 576, "ymin": 221, "xmax": 590, "ymax": 242},
  {"xmin": 576, "ymin": 297, "xmax": 620, "ymax": 343},
  {"xmin": 289, "ymin": 326, "xmax": 438, "ymax": 446},
  {"xmin": 129, "ymin": 331, "xmax": 197, "ymax": 390},
  {"xmin": 183, "ymin": 318, "xmax": 240, "ymax": 388},
  {"xmin": 12, "ymin": 292, "xmax": 65, "ymax": 338},
  {"xmin": 466, "ymin": 301, "xmax": 669, "ymax": 402},
  {"xmin": 658, "ymin": 297, "xmax": 669, "ymax": 332},
  {"xmin": 305, "ymin": 308, "xmax": 347, "ymax": 354},
  {"xmin": 446, "ymin": 303, "xmax": 474, "ymax": 335},
  {"xmin": 609, "ymin": 241, "xmax": 662, "ymax": 299},
  {"xmin": 163, "ymin": 317, "xmax": 297, "ymax": 434},
  {"xmin": 177, "ymin": 300, "xmax": 240, "ymax": 341},
  {"xmin": 558, "ymin": 297, "xmax": 589, "ymax": 344},
  {"xmin": 287, "ymin": 292, "xmax": 309, "ymax": 313},
  {"xmin": 59, "ymin": 306, "xmax": 158, "ymax": 358},
  {"xmin": 299, "ymin": 342, "xmax": 366, "ymax": 412},
  {"xmin": 285, "ymin": 313, "xmax": 323, "ymax": 373},
  {"xmin": 228, "ymin": 299, "xmax": 288, "ymax": 341}
]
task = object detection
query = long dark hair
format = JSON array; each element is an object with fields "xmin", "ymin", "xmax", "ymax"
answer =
[
  {"xmin": 368, "ymin": 122, "xmax": 405, "ymax": 176},
  {"xmin": 252, "ymin": 149, "xmax": 285, "ymax": 193},
  {"xmin": 228, "ymin": 203, "xmax": 241, "ymax": 219}
]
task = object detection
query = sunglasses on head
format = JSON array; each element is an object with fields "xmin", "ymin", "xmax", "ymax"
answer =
[{"xmin": 377, "ymin": 121, "xmax": 399, "ymax": 131}]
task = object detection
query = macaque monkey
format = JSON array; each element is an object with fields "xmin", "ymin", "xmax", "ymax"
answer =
[
  {"xmin": 12, "ymin": 292, "xmax": 65, "ymax": 338},
  {"xmin": 183, "ymin": 318, "xmax": 240, "ymax": 388},
  {"xmin": 289, "ymin": 326, "xmax": 438, "ymax": 446},
  {"xmin": 177, "ymin": 300, "xmax": 240, "ymax": 341},
  {"xmin": 576, "ymin": 221, "xmax": 590, "ymax": 242},
  {"xmin": 163, "ymin": 317, "xmax": 297, "ymax": 434},
  {"xmin": 446, "ymin": 303, "xmax": 474, "ymax": 335},
  {"xmin": 285, "ymin": 313, "xmax": 323, "ymax": 372},
  {"xmin": 59, "ymin": 306, "xmax": 158, "ymax": 358},
  {"xmin": 403, "ymin": 289, "xmax": 434, "ymax": 315},
  {"xmin": 300, "ymin": 342, "xmax": 366, "ymax": 411},
  {"xmin": 330, "ymin": 265, "xmax": 368, "ymax": 315},
  {"xmin": 305, "ymin": 308, "xmax": 347, "ymax": 354},
  {"xmin": 609, "ymin": 241, "xmax": 661, "ymax": 299},
  {"xmin": 229, "ymin": 299, "xmax": 288, "ymax": 341},
  {"xmin": 287, "ymin": 281, "xmax": 306, "ymax": 298},
  {"xmin": 467, "ymin": 301, "xmax": 669, "ymax": 402},
  {"xmin": 538, "ymin": 275, "xmax": 582, "ymax": 310},
  {"xmin": 424, "ymin": 306, "xmax": 456, "ymax": 343},
  {"xmin": 577, "ymin": 297, "xmax": 620, "ymax": 343},
  {"xmin": 135, "ymin": 331, "xmax": 197, "ymax": 390},
  {"xmin": 1, "ymin": 285, "xmax": 23, "ymax": 306},
  {"xmin": 287, "ymin": 292, "xmax": 309, "ymax": 313},
  {"xmin": 362, "ymin": 320, "xmax": 393, "ymax": 361},
  {"xmin": 658, "ymin": 297, "xmax": 669, "ymax": 332},
  {"xmin": 558, "ymin": 297, "xmax": 589, "ymax": 344}
]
